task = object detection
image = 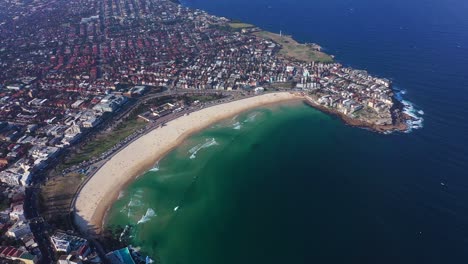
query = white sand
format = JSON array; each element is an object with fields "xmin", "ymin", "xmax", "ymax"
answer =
[{"xmin": 74, "ymin": 92, "xmax": 301, "ymax": 234}]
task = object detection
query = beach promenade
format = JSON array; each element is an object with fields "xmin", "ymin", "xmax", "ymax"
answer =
[{"xmin": 74, "ymin": 92, "xmax": 301, "ymax": 235}]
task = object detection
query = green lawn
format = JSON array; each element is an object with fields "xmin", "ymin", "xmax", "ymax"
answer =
[
  {"xmin": 228, "ymin": 22, "xmax": 254, "ymax": 29},
  {"xmin": 182, "ymin": 94, "xmax": 225, "ymax": 105},
  {"xmin": 254, "ymin": 31, "xmax": 334, "ymax": 63},
  {"xmin": 63, "ymin": 119, "xmax": 146, "ymax": 167}
]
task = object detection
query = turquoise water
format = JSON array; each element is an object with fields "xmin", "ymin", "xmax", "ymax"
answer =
[
  {"xmin": 107, "ymin": 102, "xmax": 444, "ymax": 263},
  {"xmin": 177, "ymin": 0, "xmax": 468, "ymax": 261},
  {"xmin": 107, "ymin": 0, "xmax": 468, "ymax": 261},
  {"xmin": 107, "ymin": 103, "xmax": 345, "ymax": 262}
]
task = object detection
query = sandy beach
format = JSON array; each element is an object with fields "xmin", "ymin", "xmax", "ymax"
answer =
[{"xmin": 74, "ymin": 92, "xmax": 301, "ymax": 235}]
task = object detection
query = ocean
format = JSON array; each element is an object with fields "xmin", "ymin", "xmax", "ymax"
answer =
[{"xmin": 107, "ymin": 0, "xmax": 468, "ymax": 263}]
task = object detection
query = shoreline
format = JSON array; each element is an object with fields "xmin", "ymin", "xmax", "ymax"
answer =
[
  {"xmin": 303, "ymin": 96, "xmax": 409, "ymax": 133},
  {"xmin": 74, "ymin": 92, "xmax": 302, "ymax": 235},
  {"xmin": 73, "ymin": 91, "xmax": 411, "ymax": 236}
]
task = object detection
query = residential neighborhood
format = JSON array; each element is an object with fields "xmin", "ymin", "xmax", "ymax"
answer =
[{"xmin": 0, "ymin": 0, "xmax": 412, "ymax": 263}]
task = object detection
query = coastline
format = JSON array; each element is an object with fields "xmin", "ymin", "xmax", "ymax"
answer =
[
  {"xmin": 303, "ymin": 96, "xmax": 409, "ymax": 133},
  {"xmin": 74, "ymin": 92, "xmax": 302, "ymax": 235}
]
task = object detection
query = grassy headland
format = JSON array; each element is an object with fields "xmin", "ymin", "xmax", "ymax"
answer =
[
  {"xmin": 254, "ymin": 30, "xmax": 333, "ymax": 63},
  {"xmin": 228, "ymin": 22, "xmax": 254, "ymax": 29}
]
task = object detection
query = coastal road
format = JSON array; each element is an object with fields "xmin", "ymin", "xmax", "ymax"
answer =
[{"xmin": 24, "ymin": 187, "xmax": 54, "ymax": 264}]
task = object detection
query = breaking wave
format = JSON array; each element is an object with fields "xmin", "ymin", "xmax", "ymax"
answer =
[
  {"xmin": 232, "ymin": 121, "xmax": 242, "ymax": 130},
  {"xmin": 128, "ymin": 197, "xmax": 142, "ymax": 208},
  {"xmin": 149, "ymin": 162, "xmax": 160, "ymax": 172},
  {"xmin": 119, "ymin": 225, "xmax": 131, "ymax": 242},
  {"xmin": 137, "ymin": 208, "xmax": 156, "ymax": 224},
  {"xmin": 127, "ymin": 190, "xmax": 144, "ymax": 218},
  {"xmin": 244, "ymin": 112, "xmax": 259, "ymax": 123},
  {"xmin": 402, "ymin": 100, "xmax": 424, "ymax": 131},
  {"xmin": 394, "ymin": 88, "xmax": 424, "ymax": 132},
  {"xmin": 394, "ymin": 88, "xmax": 406, "ymax": 101},
  {"xmin": 189, "ymin": 138, "xmax": 218, "ymax": 159}
]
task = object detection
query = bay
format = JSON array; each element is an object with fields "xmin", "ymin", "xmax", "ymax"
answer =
[{"xmin": 107, "ymin": 0, "xmax": 468, "ymax": 262}]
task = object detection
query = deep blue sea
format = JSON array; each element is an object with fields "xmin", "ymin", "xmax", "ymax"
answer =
[
  {"xmin": 184, "ymin": 0, "xmax": 468, "ymax": 136},
  {"xmin": 108, "ymin": 0, "xmax": 468, "ymax": 263},
  {"xmin": 184, "ymin": 0, "xmax": 468, "ymax": 260}
]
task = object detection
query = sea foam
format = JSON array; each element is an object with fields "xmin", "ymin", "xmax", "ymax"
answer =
[
  {"xmin": 189, "ymin": 138, "xmax": 218, "ymax": 159},
  {"xmin": 149, "ymin": 162, "xmax": 160, "ymax": 172},
  {"xmin": 137, "ymin": 208, "xmax": 156, "ymax": 224},
  {"xmin": 127, "ymin": 190, "xmax": 144, "ymax": 218},
  {"xmin": 401, "ymin": 99, "xmax": 424, "ymax": 132},
  {"xmin": 244, "ymin": 112, "xmax": 259, "ymax": 123},
  {"xmin": 128, "ymin": 197, "xmax": 142, "ymax": 208},
  {"xmin": 232, "ymin": 122, "xmax": 242, "ymax": 130},
  {"xmin": 394, "ymin": 88, "xmax": 424, "ymax": 132},
  {"xmin": 119, "ymin": 225, "xmax": 131, "ymax": 242}
]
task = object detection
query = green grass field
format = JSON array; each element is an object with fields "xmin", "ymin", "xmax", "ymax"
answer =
[
  {"xmin": 254, "ymin": 31, "xmax": 334, "ymax": 63},
  {"xmin": 228, "ymin": 22, "xmax": 254, "ymax": 29},
  {"xmin": 63, "ymin": 119, "xmax": 146, "ymax": 167}
]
